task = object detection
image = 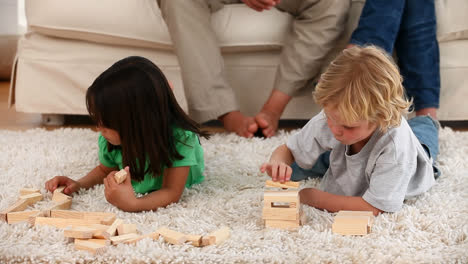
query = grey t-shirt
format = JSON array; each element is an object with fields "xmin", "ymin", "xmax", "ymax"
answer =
[{"xmin": 287, "ymin": 111, "xmax": 435, "ymax": 212}]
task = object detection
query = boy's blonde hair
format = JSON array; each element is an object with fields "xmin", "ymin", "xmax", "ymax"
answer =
[{"xmin": 313, "ymin": 45, "xmax": 411, "ymax": 132}]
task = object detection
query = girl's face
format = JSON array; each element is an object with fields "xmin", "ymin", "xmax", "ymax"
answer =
[
  {"xmin": 97, "ymin": 126, "xmax": 121, "ymax": 145},
  {"xmin": 324, "ymin": 106, "xmax": 377, "ymax": 147}
]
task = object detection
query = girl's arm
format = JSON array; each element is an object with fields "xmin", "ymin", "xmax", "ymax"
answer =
[
  {"xmin": 104, "ymin": 166, "xmax": 189, "ymax": 212},
  {"xmin": 78, "ymin": 163, "xmax": 117, "ymax": 189},
  {"xmin": 45, "ymin": 163, "xmax": 116, "ymax": 195},
  {"xmin": 299, "ymin": 188, "xmax": 383, "ymax": 216}
]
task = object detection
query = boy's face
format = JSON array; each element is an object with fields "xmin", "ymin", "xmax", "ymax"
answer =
[
  {"xmin": 324, "ymin": 106, "xmax": 377, "ymax": 146},
  {"xmin": 97, "ymin": 126, "xmax": 121, "ymax": 145}
]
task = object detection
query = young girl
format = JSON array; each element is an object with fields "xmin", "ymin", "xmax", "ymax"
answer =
[
  {"xmin": 45, "ymin": 56, "xmax": 208, "ymax": 212},
  {"xmin": 261, "ymin": 45, "xmax": 439, "ymax": 216}
]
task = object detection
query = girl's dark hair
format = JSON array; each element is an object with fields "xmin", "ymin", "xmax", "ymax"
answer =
[{"xmin": 86, "ymin": 56, "xmax": 209, "ymax": 181}]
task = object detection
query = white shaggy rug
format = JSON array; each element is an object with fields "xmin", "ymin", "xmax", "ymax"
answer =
[{"xmin": 0, "ymin": 127, "xmax": 467, "ymax": 264}]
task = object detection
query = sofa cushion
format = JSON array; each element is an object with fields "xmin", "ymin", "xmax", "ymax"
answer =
[
  {"xmin": 435, "ymin": 0, "xmax": 468, "ymax": 42},
  {"xmin": 25, "ymin": 0, "xmax": 291, "ymax": 51}
]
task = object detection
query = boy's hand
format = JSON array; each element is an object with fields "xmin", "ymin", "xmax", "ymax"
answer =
[
  {"xmin": 103, "ymin": 167, "xmax": 137, "ymax": 211},
  {"xmin": 45, "ymin": 176, "xmax": 81, "ymax": 195},
  {"xmin": 260, "ymin": 161, "xmax": 292, "ymax": 183}
]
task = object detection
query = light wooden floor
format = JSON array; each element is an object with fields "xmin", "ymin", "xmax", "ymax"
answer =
[{"xmin": 2, "ymin": 80, "xmax": 466, "ymax": 132}]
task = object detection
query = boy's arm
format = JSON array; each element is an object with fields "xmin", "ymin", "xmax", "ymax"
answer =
[
  {"xmin": 260, "ymin": 144, "xmax": 295, "ymax": 182},
  {"xmin": 300, "ymin": 188, "xmax": 383, "ymax": 216},
  {"xmin": 270, "ymin": 144, "xmax": 294, "ymax": 165}
]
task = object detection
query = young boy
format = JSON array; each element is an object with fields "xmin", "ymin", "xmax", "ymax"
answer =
[{"xmin": 260, "ymin": 45, "xmax": 439, "ymax": 216}]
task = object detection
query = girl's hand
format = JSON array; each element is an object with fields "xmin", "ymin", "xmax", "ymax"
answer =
[
  {"xmin": 260, "ymin": 161, "xmax": 292, "ymax": 183},
  {"xmin": 103, "ymin": 167, "xmax": 137, "ymax": 211},
  {"xmin": 45, "ymin": 176, "xmax": 81, "ymax": 195}
]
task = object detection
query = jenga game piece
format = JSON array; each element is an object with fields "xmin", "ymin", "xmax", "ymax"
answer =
[
  {"xmin": 332, "ymin": 210, "xmax": 374, "ymax": 235},
  {"xmin": 117, "ymin": 223, "xmax": 138, "ymax": 235},
  {"xmin": 110, "ymin": 233, "xmax": 140, "ymax": 245},
  {"xmin": 64, "ymin": 226, "xmax": 95, "ymax": 239},
  {"xmin": 201, "ymin": 226, "xmax": 230, "ymax": 246},
  {"xmin": 75, "ymin": 238, "xmax": 111, "ymax": 246},
  {"xmin": 114, "ymin": 169, "xmax": 127, "ymax": 184},
  {"xmin": 103, "ymin": 218, "xmax": 124, "ymax": 238},
  {"xmin": 263, "ymin": 180, "xmax": 303, "ymax": 229},
  {"xmin": 19, "ymin": 188, "xmax": 40, "ymax": 196},
  {"xmin": 74, "ymin": 239, "xmax": 107, "ymax": 255},
  {"xmin": 186, "ymin": 234, "xmax": 203, "ymax": 247},
  {"xmin": 6, "ymin": 210, "xmax": 41, "ymax": 224},
  {"xmin": 124, "ymin": 232, "xmax": 160, "ymax": 244},
  {"xmin": 265, "ymin": 180, "xmax": 300, "ymax": 189},
  {"xmin": 156, "ymin": 227, "xmax": 187, "ymax": 245}
]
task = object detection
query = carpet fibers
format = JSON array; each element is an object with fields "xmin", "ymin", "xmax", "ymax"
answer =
[{"xmin": 0, "ymin": 128, "xmax": 467, "ymax": 263}]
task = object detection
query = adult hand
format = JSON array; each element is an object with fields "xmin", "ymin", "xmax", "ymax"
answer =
[
  {"xmin": 103, "ymin": 167, "xmax": 137, "ymax": 211},
  {"xmin": 45, "ymin": 176, "xmax": 81, "ymax": 195},
  {"xmin": 242, "ymin": 0, "xmax": 278, "ymax": 12},
  {"xmin": 260, "ymin": 161, "xmax": 292, "ymax": 182}
]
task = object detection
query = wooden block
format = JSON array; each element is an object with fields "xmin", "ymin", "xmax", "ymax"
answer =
[
  {"xmin": 6, "ymin": 210, "xmax": 41, "ymax": 224},
  {"xmin": 262, "ymin": 207, "xmax": 300, "ymax": 221},
  {"xmin": 110, "ymin": 233, "xmax": 140, "ymax": 245},
  {"xmin": 100, "ymin": 215, "xmax": 116, "ymax": 225},
  {"xmin": 54, "ymin": 186, "xmax": 66, "ymax": 193},
  {"xmin": 52, "ymin": 192, "xmax": 71, "ymax": 203},
  {"xmin": 1, "ymin": 199, "xmax": 30, "ymax": 222},
  {"xmin": 103, "ymin": 219, "xmax": 124, "ymax": 238},
  {"xmin": 74, "ymin": 239, "xmax": 107, "ymax": 255},
  {"xmin": 156, "ymin": 227, "xmax": 187, "ymax": 245},
  {"xmin": 114, "ymin": 169, "xmax": 127, "ymax": 184},
  {"xmin": 202, "ymin": 226, "xmax": 230, "ymax": 246},
  {"xmin": 28, "ymin": 211, "xmax": 47, "ymax": 226},
  {"xmin": 124, "ymin": 232, "xmax": 159, "ymax": 245},
  {"xmin": 51, "ymin": 210, "xmax": 115, "ymax": 222},
  {"xmin": 34, "ymin": 217, "xmax": 104, "ymax": 228},
  {"xmin": 263, "ymin": 191, "xmax": 299, "ymax": 208},
  {"xmin": 64, "ymin": 226, "xmax": 95, "ymax": 239},
  {"xmin": 75, "ymin": 238, "xmax": 110, "ymax": 246},
  {"xmin": 19, "ymin": 188, "xmax": 40, "ymax": 196},
  {"xmin": 186, "ymin": 234, "xmax": 202, "ymax": 247},
  {"xmin": 265, "ymin": 180, "xmax": 300, "ymax": 189},
  {"xmin": 19, "ymin": 192, "xmax": 43, "ymax": 204},
  {"xmin": 336, "ymin": 210, "xmax": 374, "ymax": 217},
  {"xmin": 332, "ymin": 215, "xmax": 373, "ymax": 235},
  {"xmin": 265, "ymin": 219, "xmax": 300, "ymax": 230},
  {"xmin": 117, "ymin": 223, "xmax": 137, "ymax": 235}
]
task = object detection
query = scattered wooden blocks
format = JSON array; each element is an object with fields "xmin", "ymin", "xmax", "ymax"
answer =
[
  {"xmin": 117, "ymin": 223, "xmax": 138, "ymax": 235},
  {"xmin": 74, "ymin": 239, "xmax": 107, "ymax": 255},
  {"xmin": 332, "ymin": 210, "xmax": 374, "ymax": 236},
  {"xmin": 75, "ymin": 238, "xmax": 111, "ymax": 246},
  {"xmin": 64, "ymin": 226, "xmax": 96, "ymax": 239},
  {"xmin": 201, "ymin": 226, "xmax": 230, "ymax": 246},
  {"xmin": 156, "ymin": 227, "xmax": 187, "ymax": 245},
  {"xmin": 103, "ymin": 218, "xmax": 124, "ymax": 239},
  {"xmin": 186, "ymin": 234, "xmax": 203, "ymax": 247},
  {"xmin": 1, "ymin": 199, "xmax": 31, "ymax": 222},
  {"xmin": 114, "ymin": 169, "xmax": 127, "ymax": 184},
  {"xmin": 123, "ymin": 232, "xmax": 160, "ymax": 245},
  {"xmin": 263, "ymin": 181, "xmax": 303, "ymax": 230},
  {"xmin": 19, "ymin": 188, "xmax": 40, "ymax": 196},
  {"xmin": 6, "ymin": 210, "xmax": 41, "ymax": 224},
  {"xmin": 110, "ymin": 233, "xmax": 140, "ymax": 245}
]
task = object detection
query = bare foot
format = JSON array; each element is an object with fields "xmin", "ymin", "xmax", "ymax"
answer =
[
  {"xmin": 255, "ymin": 110, "xmax": 280, "ymax": 138},
  {"xmin": 416, "ymin": 107, "xmax": 437, "ymax": 119},
  {"xmin": 219, "ymin": 111, "xmax": 258, "ymax": 138}
]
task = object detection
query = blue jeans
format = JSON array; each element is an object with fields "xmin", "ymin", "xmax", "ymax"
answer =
[
  {"xmin": 291, "ymin": 116, "xmax": 440, "ymax": 181},
  {"xmin": 349, "ymin": 0, "xmax": 440, "ymax": 111}
]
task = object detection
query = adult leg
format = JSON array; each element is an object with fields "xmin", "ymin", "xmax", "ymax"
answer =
[
  {"xmin": 407, "ymin": 115, "xmax": 440, "ymax": 178},
  {"xmin": 159, "ymin": 0, "xmax": 258, "ymax": 137},
  {"xmin": 395, "ymin": 0, "xmax": 440, "ymax": 118},
  {"xmin": 255, "ymin": 0, "xmax": 350, "ymax": 137}
]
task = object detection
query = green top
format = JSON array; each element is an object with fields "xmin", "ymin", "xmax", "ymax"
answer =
[{"xmin": 98, "ymin": 127, "xmax": 204, "ymax": 194}]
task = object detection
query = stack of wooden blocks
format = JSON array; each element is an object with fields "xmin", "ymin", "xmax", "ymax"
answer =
[
  {"xmin": 332, "ymin": 210, "xmax": 374, "ymax": 236},
  {"xmin": 262, "ymin": 180, "xmax": 304, "ymax": 230}
]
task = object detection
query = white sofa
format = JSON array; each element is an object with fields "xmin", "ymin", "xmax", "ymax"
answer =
[{"xmin": 9, "ymin": 0, "xmax": 468, "ymax": 122}]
